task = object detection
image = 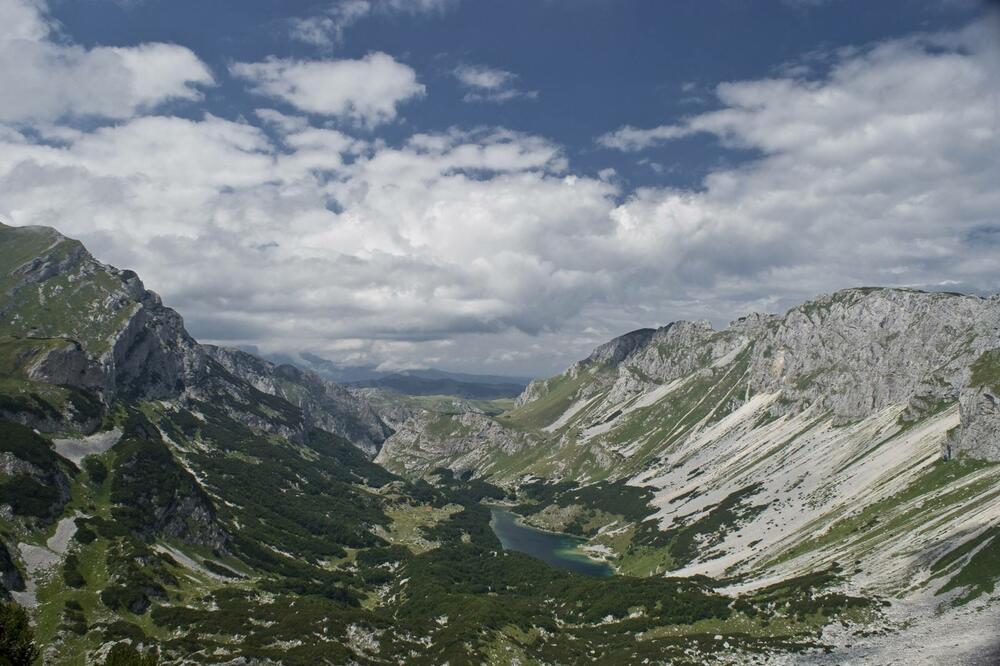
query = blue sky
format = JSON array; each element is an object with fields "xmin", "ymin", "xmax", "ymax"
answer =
[
  {"xmin": 54, "ymin": 0, "xmax": 983, "ymax": 190},
  {"xmin": 1, "ymin": 0, "xmax": 998, "ymax": 375}
]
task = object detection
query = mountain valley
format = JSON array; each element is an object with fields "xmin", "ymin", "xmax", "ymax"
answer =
[{"xmin": 2, "ymin": 222, "xmax": 999, "ymax": 665}]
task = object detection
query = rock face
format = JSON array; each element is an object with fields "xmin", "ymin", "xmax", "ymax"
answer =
[
  {"xmin": 25, "ymin": 339, "xmax": 105, "ymax": 391},
  {"xmin": 0, "ymin": 222, "xmax": 390, "ymax": 454},
  {"xmin": 0, "ymin": 541, "xmax": 25, "ymax": 598},
  {"xmin": 948, "ymin": 349, "xmax": 1000, "ymax": 461},
  {"xmin": 105, "ymin": 287, "xmax": 204, "ymax": 400},
  {"xmin": 518, "ymin": 287, "xmax": 1000, "ymax": 432},
  {"xmin": 583, "ymin": 328, "xmax": 658, "ymax": 367},
  {"xmin": 111, "ymin": 412, "xmax": 228, "ymax": 550},
  {"xmin": 382, "ymin": 287, "xmax": 1000, "ymax": 479},
  {"xmin": 204, "ymin": 346, "xmax": 392, "ymax": 455},
  {"xmin": 0, "ymin": 422, "xmax": 74, "ymax": 523},
  {"xmin": 0, "ymin": 224, "xmax": 205, "ymax": 405},
  {"xmin": 376, "ymin": 411, "xmax": 533, "ymax": 477},
  {"xmin": 744, "ymin": 289, "xmax": 1000, "ymax": 422}
]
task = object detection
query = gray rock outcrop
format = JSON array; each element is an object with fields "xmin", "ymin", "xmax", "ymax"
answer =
[
  {"xmin": 0, "ymin": 223, "xmax": 390, "ymax": 454},
  {"xmin": 0, "ymin": 540, "xmax": 25, "ymax": 598},
  {"xmin": 376, "ymin": 411, "xmax": 532, "ymax": 477},
  {"xmin": 514, "ymin": 287, "xmax": 1000, "ymax": 455},
  {"xmin": 948, "ymin": 350, "xmax": 1000, "ymax": 461},
  {"xmin": 204, "ymin": 346, "xmax": 392, "ymax": 455}
]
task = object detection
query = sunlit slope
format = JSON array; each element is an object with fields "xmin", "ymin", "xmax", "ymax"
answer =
[{"xmin": 378, "ymin": 288, "xmax": 1000, "ymax": 612}]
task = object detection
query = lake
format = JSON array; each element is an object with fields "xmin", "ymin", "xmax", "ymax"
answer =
[{"xmin": 489, "ymin": 507, "xmax": 613, "ymax": 577}]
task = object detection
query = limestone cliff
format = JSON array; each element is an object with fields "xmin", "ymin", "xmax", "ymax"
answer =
[{"xmin": 515, "ymin": 287, "xmax": 1000, "ymax": 459}]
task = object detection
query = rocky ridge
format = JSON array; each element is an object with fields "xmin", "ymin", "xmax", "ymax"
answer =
[
  {"xmin": 524, "ymin": 287, "xmax": 1000, "ymax": 462},
  {"xmin": 380, "ymin": 288, "xmax": 1000, "ymax": 481},
  {"xmin": 0, "ymin": 222, "xmax": 392, "ymax": 454}
]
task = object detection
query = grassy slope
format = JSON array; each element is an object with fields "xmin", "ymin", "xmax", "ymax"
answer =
[
  {"xmin": 0, "ymin": 224, "xmax": 136, "ymax": 356},
  {"xmin": 970, "ymin": 349, "xmax": 1000, "ymax": 394}
]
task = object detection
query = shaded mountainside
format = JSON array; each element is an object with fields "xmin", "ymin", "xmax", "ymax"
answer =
[{"xmin": 0, "ymin": 222, "xmax": 391, "ymax": 454}]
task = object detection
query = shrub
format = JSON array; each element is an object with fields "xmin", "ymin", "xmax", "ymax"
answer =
[{"xmin": 0, "ymin": 602, "xmax": 40, "ymax": 666}]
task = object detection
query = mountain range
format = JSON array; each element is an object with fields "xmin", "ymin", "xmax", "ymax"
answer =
[
  {"xmin": 2, "ymin": 222, "xmax": 999, "ymax": 665},
  {"xmin": 266, "ymin": 353, "xmax": 530, "ymax": 400}
]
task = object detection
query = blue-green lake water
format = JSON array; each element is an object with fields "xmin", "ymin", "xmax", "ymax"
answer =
[{"xmin": 489, "ymin": 507, "xmax": 613, "ymax": 577}]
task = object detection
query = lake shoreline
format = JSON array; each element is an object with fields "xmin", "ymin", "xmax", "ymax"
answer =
[
  {"xmin": 487, "ymin": 506, "xmax": 614, "ymax": 577},
  {"xmin": 484, "ymin": 502, "xmax": 585, "ymax": 538}
]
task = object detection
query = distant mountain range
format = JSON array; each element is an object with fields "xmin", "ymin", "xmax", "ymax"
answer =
[{"xmin": 266, "ymin": 352, "xmax": 532, "ymax": 399}]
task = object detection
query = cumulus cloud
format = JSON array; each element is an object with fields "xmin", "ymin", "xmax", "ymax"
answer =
[
  {"xmin": 453, "ymin": 64, "xmax": 538, "ymax": 103},
  {"xmin": 597, "ymin": 124, "xmax": 693, "ymax": 151},
  {"xmin": 231, "ymin": 53, "xmax": 424, "ymax": 126},
  {"xmin": 1, "ymin": 16, "xmax": 998, "ymax": 374},
  {"xmin": 0, "ymin": 0, "xmax": 213, "ymax": 124},
  {"xmin": 597, "ymin": 20, "xmax": 1000, "ymax": 308},
  {"xmin": 291, "ymin": 0, "xmax": 372, "ymax": 48},
  {"xmin": 291, "ymin": 0, "xmax": 459, "ymax": 48}
]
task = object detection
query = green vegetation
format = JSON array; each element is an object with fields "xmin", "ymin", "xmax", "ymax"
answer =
[
  {"xmin": 0, "ymin": 421, "xmax": 73, "ymax": 521},
  {"xmin": 933, "ymin": 525, "xmax": 1000, "ymax": 605},
  {"xmin": 109, "ymin": 411, "xmax": 220, "ymax": 545},
  {"xmin": 500, "ymin": 369, "xmax": 602, "ymax": 431},
  {"xmin": 4, "ymin": 226, "xmax": 980, "ymax": 663},
  {"xmin": 970, "ymin": 349, "xmax": 1000, "ymax": 394},
  {"xmin": 764, "ymin": 458, "xmax": 997, "ymax": 572},
  {"xmin": 514, "ymin": 479, "xmax": 656, "ymax": 537},
  {"xmin": 641, "ymin": 484, "xmax": 768, "ymax": 568},
  {"xmin": 103, "ymin": 642, "xmax": 159, "ymax": 666},
  {"xmin": 0, "ymin": 601, "xmax": 40, "ymax": 666},
  {"xmin": 0, "ymin": 335, "xmax": 105, "ymax": 432},
  {"xmin": 364, "ymin": 391, "xmax": 516, "ymax": 416},
  {"xmin": 0, "ymin": 226, "xmax": 138, "ymax": 355}
]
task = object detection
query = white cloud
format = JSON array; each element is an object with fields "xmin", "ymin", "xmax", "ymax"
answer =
[
  {"xmin": 0, "ymin": 0, "xmax": 213, "ymax": 124},
  {"xmin": 453, "ymin": 64, "xmax": 538, "ymax": 104},
  {"xmin": 291, "ymin": 0, "xmax": 458, "ymax": 48},
  {"xmin": 291, "ymin": 0, "xmax": 371, "ymax": 48},
  {"xmin": 231, "ymin": 53, "xmax": 424, "ymax": 126},
  {"xmin": 597, "ymin": 124, "xmax": 692, "ymax": 151},
  {"xmin": 454, "ymin": 65, "xmax": 516, "ymax": 90},
  {"xmin": 1, "ymin": 17, "xmax": 998, "ymax": 375}
]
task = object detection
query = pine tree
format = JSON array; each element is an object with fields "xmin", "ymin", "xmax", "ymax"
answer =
[{"xmin": 0, "ymin": 602, "xmax": 39, "ymax": 666}]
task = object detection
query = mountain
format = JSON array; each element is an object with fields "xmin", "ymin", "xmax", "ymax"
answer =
[
  {"xmin": 348, "ymin": 373, "xmax": 527, "ymax": 400},
  {"xmin": 282, "ymin": 353, "xmax": 386, "ymax": 383},
  {"xmin": 3, "ymin": 222, "xmax": 913, "ymax": 666},
  {"xmin": 377, "ymin": 287, "xmax": 1000, "ymax": 662},
  {"xmin": 4, "ymin": 223, "xmax": 1000, "ymax": 664},
  {"xmin": 0, "ymin": 223, "xmax": 391, "ymax": 454},
  {"xmin": 282, "ymin": 352, "xmax": 531, "ymax": 399}
]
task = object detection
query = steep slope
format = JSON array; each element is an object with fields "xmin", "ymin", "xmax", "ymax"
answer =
[
  {"xmin": 203, "ymin": 345, "xmax": 392, "ymax": 456},
  {"xmin": 0, "ymin": 222, "xmax": 391, "ymax": 453},
  {"xmin": 383, "ymin": 288, "xmax": 1000, "ymax": 480}
]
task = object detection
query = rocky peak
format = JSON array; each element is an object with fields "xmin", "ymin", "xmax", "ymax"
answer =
[
  {"xmin": 582, "ymin": 328, "xmax": 657, "ymax": 367},
  {"xmin": 515, "ymin": 287, "xmax": 1000, "ymax": 460},
  {"xmin": 0, "ymin": 222, "xmax": 205, "ymax": 407},
  {"xmin": 204, "ymin": 345, "xmax": 393, "ymax": 455},
  {"xmin": 747, "ymin": 287, "xmax": 1000, "ymax": 421},
  {"xmin": 0, "ymin": 223, "xmax": 390, "ymax": 454},
  {"xmin": 950, "ymin": 349, "xmax": 1000, "ymax": 460}
]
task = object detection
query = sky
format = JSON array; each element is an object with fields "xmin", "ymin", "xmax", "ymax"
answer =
[{"xmin": 0, "ymin": 0, "xmax": 998, "ymax": 377}]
